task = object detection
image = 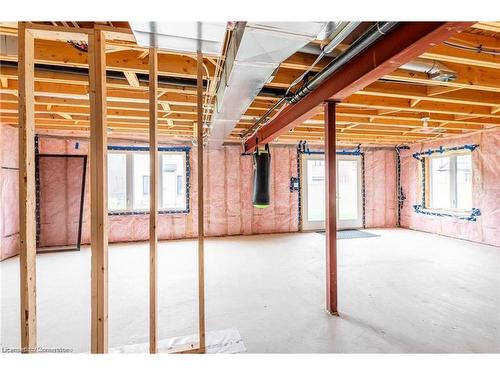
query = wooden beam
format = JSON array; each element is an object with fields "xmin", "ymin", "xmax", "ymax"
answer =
[
  {"xmin": 0, "ymin": 38, "xmax": 214, "ymax": 80},
  {"xmin": 124, "ymin": 71, "xmax": 140, "ymax": 88},
  {"xmin": 359, "ymin": 80, "xmax": 500, "ymax": 109},
  {"xmin": 421, "ymin": 44, "xmax": 500, "ymax": 71},
  {"xmin": 472, "ymin": 22, "xmax": 500, "ymax": 34},
  {"xmin": 324, "ymin": 101, "xmax": 337, "ymax": 315},
  {"xmin": 427, "ymin": 86, "xmax": 462, "ymax": 96},
  {"xmin": 196, "ymin": 47, "xmax": 206, "ymax": 353},
  {"xmin": 341, "ymin": 94, "xmax": 500, "ymax": 119},
  {"xmin": 88, "ymin": 28, "xmax": 108, "ymax": 354},
  {"xmin": 384, "ymin": 64, "xmax": 500, "ymax": 93},
  {"xmin": 148, "ymin": 47, "xmax": 158, "ymax": 354},
  {"xmin": 18, "ymin": 21, "xmax": 37, "ymax": 354}
]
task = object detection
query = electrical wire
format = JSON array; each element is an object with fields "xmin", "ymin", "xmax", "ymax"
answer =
[{"xmin": 443, "ymin": 41, "xmax": 500, "ymax": 56}]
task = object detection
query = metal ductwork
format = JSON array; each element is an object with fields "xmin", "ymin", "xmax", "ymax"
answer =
[
  {"xmin": 208, "ymin": 22, "xmax": 332, "ymax": 147},
  {"xmin": 288, "ymin": 22, "xmax": 399, "ymax": 104},
  {"xmin": 129, "ymin": 22, "xmax": 228, "ymax": 55},
  {"xmin": 401, "ymin": 58, "xmax": 457, "ymax": 82}
]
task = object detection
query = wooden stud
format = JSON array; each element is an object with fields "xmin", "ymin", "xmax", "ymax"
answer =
[
  {"xmin": 18, "ymin": 21, "xmax": 37, "ymax": 353},
  {"xmin": 149, "ymin": 47, "xmax": 158, "ymax": 354},
  {"xmin": 88, "ymin": 28, "xmax": 109, "ymax": 354},
  {"xmin": 324, "ymin": 100, "xmax": 338, "ymax": 315},
  {"xmin": 197, "ymin": 47, "xmax": 206, "ymax": 352}
]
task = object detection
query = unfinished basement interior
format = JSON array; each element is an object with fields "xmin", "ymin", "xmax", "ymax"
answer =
[{"xmin": 0, "ymin": 20, "xmax": 499, "ymax": 355}]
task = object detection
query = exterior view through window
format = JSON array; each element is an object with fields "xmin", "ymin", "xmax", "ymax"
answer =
[
  {"xmin": 108, "ymin": 151, "xmax": 187, "ymax": 212},
  {"xmin": 428, "ymin": 153, "xmax": 472, "ymax": 211}
]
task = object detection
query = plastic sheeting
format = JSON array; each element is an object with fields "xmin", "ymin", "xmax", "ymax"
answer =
[
  {"xmin": 110, "ymin": 328, "xmax": 246, "ymax": 353},
  {"xmin": 400, "ymin": 129, "xmax": 500, "ymax": 247}
]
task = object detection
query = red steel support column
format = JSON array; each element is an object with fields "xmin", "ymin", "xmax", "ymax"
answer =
[{"xmin": 325, "ymin": 100, "xmax": 338, "ymax": 315}]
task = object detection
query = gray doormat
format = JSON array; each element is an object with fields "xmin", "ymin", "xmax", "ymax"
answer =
[{"xmin": 316, "ymin": 229, "xmax": 380, "ymax": 239}]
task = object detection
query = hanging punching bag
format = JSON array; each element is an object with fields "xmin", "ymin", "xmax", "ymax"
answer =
[{"xmin": 252, "ymin": 145, "xmax": 271, "ymax": 208}]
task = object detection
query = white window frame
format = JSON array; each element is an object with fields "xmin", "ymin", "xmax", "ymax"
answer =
[
  {"xmin": 427, "ymin": 151, "xmax": 472, "ymax": 213},
  {"xmin": 108, "ymin": 150, "xmax": 188, "ymax": 214}
]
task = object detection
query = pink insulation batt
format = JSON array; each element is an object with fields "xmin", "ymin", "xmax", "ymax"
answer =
[
  {"xmin": 35, "ymin": 139, "xmax": 300, "ymax": 247},
  {"xmin": 400, "ymin": 129, "xmax": 500, "ymax": 247},
  {"xmin": 364, "ymin": 149, "xmax": 397, "ymax": 228}
]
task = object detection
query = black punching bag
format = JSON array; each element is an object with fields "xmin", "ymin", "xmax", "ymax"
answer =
[{"xmin": 252, "ymin": 145, "xmax": 271, "ymax": 208}]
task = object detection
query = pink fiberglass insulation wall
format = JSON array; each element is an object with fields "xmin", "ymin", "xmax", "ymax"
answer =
[
  {"xmin": 400, "ymin": 129, "xmax": 500, "ymax": 247},
  {"xmin": 36, "ymin": 138, "xmax": 299, "ymax": 245},
  {"xmin": 364, "ymin": 149, "xmax": 397, "ymax": 228},
  {"xmin": 0, "ymin": 125, "xmax": 20, "ymax": 260},
  {"xmin": 38, "ymin": 156, "xmax": 87, "ymax": 248},
  {"xmin": 0, "ymin": 128, "xmax": 400, "ymax": 260}
]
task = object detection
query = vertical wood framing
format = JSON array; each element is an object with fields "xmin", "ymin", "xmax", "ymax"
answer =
[
  {"xmin": 149, "ymin": 47, "xmax": 159, "ymax": 354},
  {"xmin": 324, "ymin": 101, "xmax": 338, "ymax": 315},
  {"xmin": 88, "ymin": 28, "xmax": 109, "ymax": 353},
  {"xmin": 197, "ymin": 49, "xmax": 206, "ymax": 352},
  {"xmin": 18, "ymin": 22, "xmax": 37, "ymax": 353}
]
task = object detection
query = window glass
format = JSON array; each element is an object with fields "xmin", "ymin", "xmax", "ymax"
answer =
[
  {"xmin": 108, "ymin": 153, "xmax": 127, "ymax": 210},
  {"xmin": 428, "ymin": 153, "xmax": 473, "ymax": 211},
  {"xmin": 430, "ymin": 156, "xmax": 451, "ymax": 209},
  {"xmin": 456, "ymin": 154, "xmax": 472, "ymax": 210},
  {"xmin": 161, "ymin": 153, "xmax": 186, "ymax": 210},
  {"xmin": 133, "ymin": 153, "xmax": 150, "ymax": 210},
  {"xmin": 338, "ymin": 160, "xmax": 358, "ymax": 220},
  {"xmin": 107, "ymin": 150, "xmax": 188, "ymax": 213},
  {"xmin": 306, "ymin": 159, "xmax": 325, "ymax": 221}
]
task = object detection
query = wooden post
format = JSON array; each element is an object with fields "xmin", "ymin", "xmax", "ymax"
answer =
[
  {"xmin": 149, "ymin": 47, "xmax": 158, "ymax": 354},
  {"xmin": 88, "ymin": 28, "xmax": 108, "ymax": 353},
  {"xmin": 324, "ymin": 100, "xmax": 338, "ymax": 315},
  {"xmin": 197, "ymin": 48, "xmax": 206, "ymax": 351},
  {"xmin": 18, "ymin": 22, "xmax": 37, "ymax": 353}
]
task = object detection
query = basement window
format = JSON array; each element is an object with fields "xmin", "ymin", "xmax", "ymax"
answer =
[
  {"xmin": 425, "ymin": 153, "xmax": 473, "ymax": 212},
  {"xmin": 108, "ymin": 150, "xmax": 188, "ymax": 214}
]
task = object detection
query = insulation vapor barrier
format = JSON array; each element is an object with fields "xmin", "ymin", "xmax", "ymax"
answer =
[{"xmin": 399, "ymin": 128, "xmax": 500, "ymax": 247}]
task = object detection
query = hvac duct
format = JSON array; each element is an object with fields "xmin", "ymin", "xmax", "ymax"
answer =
[
  {"xmin": 129, "ymin": 22, "xmax": 228, "ymax": 55},
  {"xmin": 209, "ymin": 22, "xmax": 333, "ymax": 147},
  {"xmin": 288, "ymin": 22, "xmax": 399, "ymax": 104},
  {"xmin": 401, "ymin": 58, "xmax": 457, "ymax": 82}
]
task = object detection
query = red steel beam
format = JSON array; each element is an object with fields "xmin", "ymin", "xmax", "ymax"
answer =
[
  {"xmin": 324, "ymin": 100, "xmax": 338, "ymax": 315},
  {"xmin": 244, "ymin": 22, "xmax": 474, "ymax": 153}
]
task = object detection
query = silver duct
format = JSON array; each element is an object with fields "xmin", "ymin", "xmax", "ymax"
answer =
[
  {"xmin": 208, "ymin": 22, "xmax": 333, "ymax": 147},
  {"xmin": 400, "ymin": 58, "xmax": 457, "ymax": 82}
]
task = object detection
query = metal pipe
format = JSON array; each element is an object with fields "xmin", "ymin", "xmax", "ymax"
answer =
[
  {"xmin": 288, "ymin": 22, "xmax": 399, "ymax": 104},
  {"xmin": 322, "ymin": 21, "xmax": 362, "ymax": 54}
]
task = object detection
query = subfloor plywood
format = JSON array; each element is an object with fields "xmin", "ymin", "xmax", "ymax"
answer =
[{"xmin": 1, "ymin": 229, "xmax": 499, "ymax": 353}]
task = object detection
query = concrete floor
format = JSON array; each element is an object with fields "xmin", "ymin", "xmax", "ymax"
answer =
[{"xmin": 1, "ymin": 228, "xmax": 499, "ymax": 353}]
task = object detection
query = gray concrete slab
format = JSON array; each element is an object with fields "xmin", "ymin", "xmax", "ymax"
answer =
[{"xmin": 1, "ymin": 229, "xmax": 499, "ymax": 353}]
